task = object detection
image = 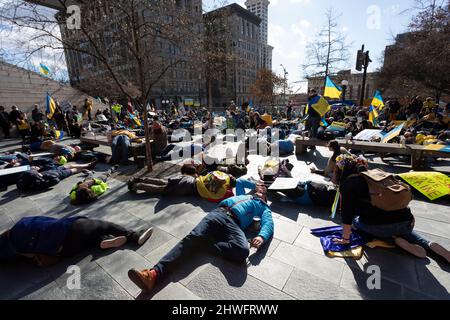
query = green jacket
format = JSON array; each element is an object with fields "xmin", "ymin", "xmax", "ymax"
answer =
[{"xmin": 70, "ymin": 179, "xmax": 109, "ymax": 202}]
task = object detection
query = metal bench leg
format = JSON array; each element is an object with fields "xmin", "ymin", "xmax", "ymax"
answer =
[{"xmin": 411, "ymin": 151, "xmax": 426, "ymax": 170}]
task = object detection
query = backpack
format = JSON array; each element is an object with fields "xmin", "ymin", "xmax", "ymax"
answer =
[{"xmin": 360, "ymin": 169, "xmax": 412, "ymax": 212}]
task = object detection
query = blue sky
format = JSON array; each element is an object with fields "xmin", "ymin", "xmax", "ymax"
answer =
[
  {"xmin": 208, "ymin": 0, "xmax": 418, "ymax": 92},
  {"xmin": 1, "ymin": 0, "xmax": 419, "ymax": 92}
]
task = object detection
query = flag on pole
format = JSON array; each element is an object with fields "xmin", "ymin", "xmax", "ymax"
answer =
[
  {"xmin": 54, "ymin": 130, "xmax": 65, "ymax": 140},
  {"xmin": 371, "ymin": 90, "xmax": 385, "ymax": 111},
  {"xmin": 368, "ymin": 105, "xmax": 379, "ymax": 126},
  {"xmin": 324, "ymin": 76, "xmax": 342, "ymax": 99},
  {"xmin": 46, "ymin": 93, "xmax": 57, "ymax": 120},
  {"xmin": 39, "ymin": 63, "xmax": 50, "ymax": 76}
]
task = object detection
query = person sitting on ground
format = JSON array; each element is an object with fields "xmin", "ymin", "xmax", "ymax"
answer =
[
  {"xmin": 16, "ymin": 160, "xmax": 97, "ymax": 191},
  {"xmin": 149, "ymin": 117, "xmax": 168, "ymax": 158},
  {"xmin": 0, "ymin": 216, "xmax": 154, "ymax": 267},
  {"xmin": 127, "ymin": 190, "xmax": 273, "ymax": 293},
  {"xmin": 70, "ymin": 165, "xmax": 119, "ymax": 205},
  {"xmin": 331, "ymin": 154, "xmax": 450, "ymax": 263},
  {"xmin": 310, "ymin": 140, "xmax": 352, "ymax": 178}
]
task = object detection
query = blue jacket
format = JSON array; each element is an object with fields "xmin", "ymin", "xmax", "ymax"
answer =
[
  {"xmin": 219, "ymin": 195, "xmax": 274, "ymax": 241},
  {"xmin": 0, "ymin": 216, "xmax": 82, "ymax": 261}
]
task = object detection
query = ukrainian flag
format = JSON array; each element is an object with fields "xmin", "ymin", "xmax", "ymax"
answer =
[
  {"xmin": 309, "ymin": 95, "xmax": 331, "ymax": 117},
  {"xmin": 368, "ymin": 105, "xmax": 379, "ymax": 126},
  {"xmin": 54, "ymin": 130, "xmax": 65, "ymax": 140},
  {"xmin": 324, "ymin": 76, "xmax": 342, "ymax": 99},
  {"xmin": 46, "ymin": 93, "xmax": 57, "ymax": 120},
  {"xmin": 371, "ymin": 90, "xmax": 385, "ymax": 110},
  {"xmin": 39, "ymin": 63, "xmax": 50, "ymax": 76}
]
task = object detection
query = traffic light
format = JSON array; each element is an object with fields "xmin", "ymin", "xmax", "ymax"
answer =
[{"xmin": 356, "ymin": 49, "xmax": 365, "ymax": 71}]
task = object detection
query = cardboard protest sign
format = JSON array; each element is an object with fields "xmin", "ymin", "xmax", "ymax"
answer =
[
  {"xmin": 354, "ymin": 129, "xmax": 383, "ymax": 141},
  {"xmin": 399, "ymin": 172, "xmax": 450, "ymax": 201},
  {"xmin": 382, "ymin": 123, "xmax": 405, "ymax": 143}
]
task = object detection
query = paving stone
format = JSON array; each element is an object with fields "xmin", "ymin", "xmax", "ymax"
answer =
[
  {"xmin": 49, "ymin": 253, "xmax": 100, "ymax": 289},
  {"xmin": 361, "ymin": 247, "xmax": 420, "ymax": 290},
  {"xmin": 150, "ymin": 213, "xmax": 197, "ymax": 240},
  {"xmin": 186, "ymin": 263, "xmax": 294, "ymax": 300},
  {"xmin": 2, "ymin": 197, "xmax": 44, "ymax": 222},
  {"xmin": 145, "ymin": 237, "xmax": 180, "ymax": 265},
  {"xmin": 20, "ymin": 281, "xmax": 66, "ymax": 300},
  {"xmin": 0, "ymin": 211, "xmax": 14, "ymax": 234},
  {"xmin": 409, "ymin": 200, "xmax": 450, "ymax": 224},
  {"xmin": 151, "ymin": 282, "xmax": 201, "ymax": 300},
  {"xmin": 294, "ymin": 227, "xmax": 326, "ymax": 255},
  {"xmin": 414, "ymin": 216, "xmax": 450, "ymax": 239},
  {"xmin": 96, "ymin": 249, "xmax": 153, "ymax": 298},
  {"xmin": 415, "ymin": 260, "xmax": 450, "ymax": 299},
  {"xmin": 271, "ymin": 242, "xmax": 345, "ymax": 285},
  {"xmin": 247, "ymin": 256, "xmax": 294, "ymax": 290},
  {"xmin": 0, "ymin": 260, "xmax": 54, "ymax": 300},
  {"xmin": 57, "ymin": 265, "xmax": 133, "ymax": 300},
  {"xmin": 135, "ymin": 226, "xmax": 176, "ymax": 257},
  {"xmin": 283, "ymin": 268, "xmax": 362, "ymax": 300},
  {"xmin": 272, "ymin": 218, "xmax": 302, "ymax": 244},
  {"xmin": 340, "ymin": 265, "xmax": 405, "ymax": 300},
  {"xmin": 402, "ymin": 287, "xmax": 435, "ymax": 300}
]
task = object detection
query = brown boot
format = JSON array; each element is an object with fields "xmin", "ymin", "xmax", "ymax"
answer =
[{"xmin": 128, "ymin": 269, "xmax": 157, "ymax": 292}]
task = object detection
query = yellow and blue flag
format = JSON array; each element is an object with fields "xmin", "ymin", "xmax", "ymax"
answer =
[
  {"xmin": 54, "ymin": 130, "xmax": 65, "ymax": 140},
  {"xmin": 324, "ymin": 76, "xmax": 342, "ymax": 99},
  {"xmin": 368, "ymin": 105, "xmax": 379, "ymax": 126},
  {"xmin": 371, "ymin": 90, "xmax": 385, "ymax": 110},
  {"xmin": 39, "ymin": 63, "xmax": 50, "ymax": 76},
  {"xmin": 309, "ymin": 95, "xmax": 331, "ymax": 117},
  {"xmin": 46, "ymin": 93, "xmax": 57, "ymax": 120}
]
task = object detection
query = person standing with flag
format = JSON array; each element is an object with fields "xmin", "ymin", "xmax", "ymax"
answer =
[
  {"xmin": 306, "ymin": 88, "xmax": 331, "ymax": 141},
  {"xmin": 83, "ymin": 98, "xmax": 93, "ymax": 121}
]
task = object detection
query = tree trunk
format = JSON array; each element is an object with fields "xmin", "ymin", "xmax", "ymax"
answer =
[{"xmin": 208, "ymin": 78, "xmax": 213, "ymax": 128}]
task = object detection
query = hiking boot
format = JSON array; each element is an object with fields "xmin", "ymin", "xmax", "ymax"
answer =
[
  {"xmin": 138, "ymin": 227, "xmax": 154, "ymax": 246},
  {"xmin": 100, "ymin": 236, "xmax": 127, "ymax": 250},
  {"xmin": 430, "ymin": 242, "xmax": 450, "ymax": 264},
  {"xmin": 128, "ymin": 269, "xmax": 156, "ymax": 292},
  {"xmin": 395, "ymin": 237, "xmax": 427, "ymax": 258}
]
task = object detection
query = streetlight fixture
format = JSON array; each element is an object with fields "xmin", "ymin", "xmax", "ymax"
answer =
[
  {"xmin": 280, "ymin": 64, "xmax": 288, "ymax": 107},
  {"xmin": 341, "ymin": 80, "xmax": 349, "ymax": 102}
]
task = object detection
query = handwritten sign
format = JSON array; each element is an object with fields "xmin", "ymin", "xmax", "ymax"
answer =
[{"xmin": 399, "ymin": 172, "xmax": 450, "ymax": 201}]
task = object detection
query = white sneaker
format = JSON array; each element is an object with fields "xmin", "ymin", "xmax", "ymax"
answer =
[
  {"xmin": 100, "ymin": 236, "xmax": 127, "ymax": 250},
  {"xmin": 138, "ymin": 227, "xmax": 154, "ymax": 246},
  {"xmin": 395, "ymin": 237, "xmax": 427, "ymax": 258},
  {"xmin": 430, "ymin": 243, "xmax": 450, "ymax": 264}
]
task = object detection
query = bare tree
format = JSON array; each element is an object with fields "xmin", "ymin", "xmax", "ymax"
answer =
[
  {"xmin": 379, "ymin": 0, "xmax": 450, "ymax": 102},
  {"xmin": 302, "ymin": 8, "xmax": 351, "ymax": 86},
  {"xmin": 0, "ymin": 0, "xmax": 205, "ymax": 171},
  {"xmin": 249, "ymin": 69, "xmax": 284, "ymax": 108}
]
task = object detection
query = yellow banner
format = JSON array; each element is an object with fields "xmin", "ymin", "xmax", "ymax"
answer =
[{"xmin": 399, "ymin": 172, "xmax": 450, "ymax": 201}]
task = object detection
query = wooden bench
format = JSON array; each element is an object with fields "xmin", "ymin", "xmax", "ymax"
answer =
[
  {"xmin": 295, "ymin": 137, "xmax": 450, "ymax": 170},
  {"xmin": 80, "ymin": 135, "xmax": 151, "ymax": 161}
]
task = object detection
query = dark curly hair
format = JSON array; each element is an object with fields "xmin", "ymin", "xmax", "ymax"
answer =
[{"xmin": 74, "ymin": 187, "xmax": 98, "ymax": 205}]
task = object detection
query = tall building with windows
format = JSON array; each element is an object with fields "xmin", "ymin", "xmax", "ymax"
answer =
[
  {"xmin": 26, "ymin": 0, "xmax": 206, "ymax": 108},
  {"xmin": 204, "ymin": 4, "xmax": 261, "ymax": 110},
  {"xmin": 245, "ymin": 0, "xmax": 273, "ymax": 70}
]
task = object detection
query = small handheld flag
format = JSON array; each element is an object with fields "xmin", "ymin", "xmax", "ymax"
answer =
[
  {"xmin": 324, "ymin": 76, "xmax": 342, "ymax": 99},
  {"xmin": 371, "ymin": 90, "xmax": 385, "ymax": 110},
  {"xmin": 46, "ymin": 93, "xmax": 57, "ymax": 120},
  {"xmin": 39, "ymin": 63, "xmax": 50, "ymax": 76}
]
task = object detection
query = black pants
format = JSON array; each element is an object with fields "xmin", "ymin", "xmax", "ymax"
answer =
[
  {"xmin": 154, "ymin": 208, "xmax": 249, "ymax": 280},
  {"xmin": 60, "ymin": 219, "xmax": 139, "ymax": 257},
  {"xmin": 1, "ymin": 124, "xmax": 10, "ymax": 138}
]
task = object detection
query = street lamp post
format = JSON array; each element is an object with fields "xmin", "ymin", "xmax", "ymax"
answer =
[
  {"xmin": 341, "ymin": 80, "xmax": 349, "ymax": 102},
  {"xmin": 280, "ymin": 64, "xmax": 288, "ymax": 108}
]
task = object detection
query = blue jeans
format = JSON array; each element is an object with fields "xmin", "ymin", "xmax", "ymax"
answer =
[
  {"xmin": 154, "ymin": 208, "xmax": 249, "ymax": 280},
  {"xmin": 110, "ymin": 135, "xmax": 130, "ymax": 165},
  {"xmin": 353, "ymin": 217, "xmax": 431, "ymax": 249}
]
